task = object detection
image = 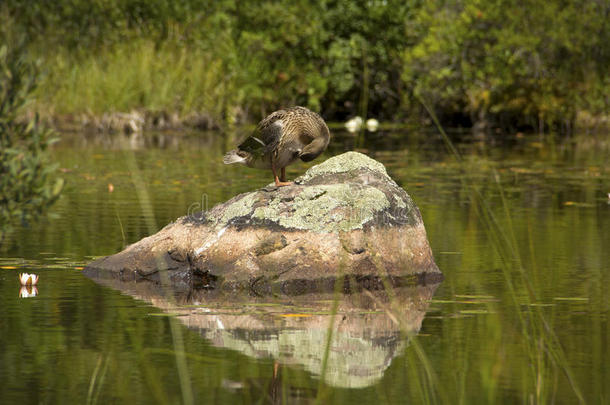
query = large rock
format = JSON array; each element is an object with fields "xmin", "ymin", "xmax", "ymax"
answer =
[{"xmin": 85, "ymin": 152, "xmax": 442, "ymax": 293}]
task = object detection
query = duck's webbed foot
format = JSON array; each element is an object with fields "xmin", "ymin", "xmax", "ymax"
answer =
[
  {"xmin": 273, "ymin": 165, "xmax": 293, "ymax": 187},
  {"xmin": 274, "ymin": 179, "xmax": 294, "ymax": 187}
]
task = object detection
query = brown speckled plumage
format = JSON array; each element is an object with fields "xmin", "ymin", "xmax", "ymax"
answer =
[{"xmin": 223, "ymin": 106, "xmax": 330, "ymax": 186}]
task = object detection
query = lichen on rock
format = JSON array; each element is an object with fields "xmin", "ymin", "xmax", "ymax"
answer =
[
  {"xmin": 296, "ymin": 151, "xmax": 392, "ymax": 183},
  {"xmin": 218, "ymin": 193, "xmax": 259, "ymax": 226},
  {"xmin": 202, "ymin": 152, "xmax": 414, "ymax": 233},
  {"xmin": 250, "ymin": 183, "xmax": 390, "ymax": 232}
]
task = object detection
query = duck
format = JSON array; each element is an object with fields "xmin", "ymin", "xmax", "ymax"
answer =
[{"xmin": 223, "ymin": 106, "xmax": 330, "ymax": 187}]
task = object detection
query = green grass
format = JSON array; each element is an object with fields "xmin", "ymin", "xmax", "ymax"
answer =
[{"xmin": 34, "ymin": 39, "xmax": 232, "ymax": 121}]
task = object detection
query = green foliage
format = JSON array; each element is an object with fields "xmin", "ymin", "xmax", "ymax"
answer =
[
  {"xmin": 0, "ymin": 41, "xmax": 64, "ymax": 242},
  {"xmin": 223, "ymin": 0, "xmax": 413, "ymax": 119},
  {"xmin": 2, "ymin": 0, "xmax": 609, "ymax": 130},
  {"xmin": 228, "ymin": 1, "xmax": 327, "ymax": 114},
  {"xmin": 403, "ymin": 0, "xmax": 610, "ymax": 129},
  {"xmin": 320, "ymin": 0, "xmax": 415, "ymax": 120}
]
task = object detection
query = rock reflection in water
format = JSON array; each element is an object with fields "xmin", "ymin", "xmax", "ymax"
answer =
[{"xmin": 90, "ymin": 277, "xmax": 439, "ymax": 389}]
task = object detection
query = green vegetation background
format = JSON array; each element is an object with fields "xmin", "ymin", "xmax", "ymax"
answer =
[{"xmin": 2, "ymin": 0, "xmax": 609, "ymax": 131}]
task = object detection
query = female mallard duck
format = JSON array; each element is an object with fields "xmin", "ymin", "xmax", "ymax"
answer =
[{"xmin": 223, "ymin": 106, "xmax": 330, "ymax": 186}]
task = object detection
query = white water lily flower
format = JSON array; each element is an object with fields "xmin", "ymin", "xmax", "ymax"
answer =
[
  {"xmin": 366, "ymin": 118, "xmax": 379, "ymax": 132},
  {"xmin": 19, "ymin": 273, "xmax": 39, "ymax": 286},
  {"xmin": 19, "ymin": 286, "xmax": 38, "ymax": 298},
  {"xmin": 345, "ymin": 116, "xmax": 363, "ymax": 133}
]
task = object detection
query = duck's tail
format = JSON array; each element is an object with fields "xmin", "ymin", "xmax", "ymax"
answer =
[{"xmin": 223, "ymin": 150, "xmax": 248, "ymax": 165}]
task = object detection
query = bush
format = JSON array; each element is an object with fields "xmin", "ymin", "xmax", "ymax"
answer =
[
  {"xmin": 402, "ymin": 0, "xmax": 610, "ymax": 131},
  {"xmin": 0, "ymin": 41, "xmax": 64, "ymax": 242}
]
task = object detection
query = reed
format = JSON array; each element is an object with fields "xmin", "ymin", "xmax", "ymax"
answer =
[
  {"xmin": 414, "ymin": 93, "xmax": 585, "ymax": 403},
  {"xmin": 121, "ymin": 138, "xmax": 194, "ymax": 405}
]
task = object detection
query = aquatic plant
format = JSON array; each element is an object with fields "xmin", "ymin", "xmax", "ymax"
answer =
[
  {"xmin": 0, "ymin": 39, "xmax": 64, "ymax": 243},
  {"xmin": 409, "ymin": 94, "xmax": 587, "ymax": 404},
  {"xmin": 18, "ymin": 272, "xmax": 39, "ymax": 286}
]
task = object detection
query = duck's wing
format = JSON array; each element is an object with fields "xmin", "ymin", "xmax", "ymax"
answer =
[
  {"xmin": 238, "ymin": 109, "xmax": 287, "ymax": 156},
  {"xmin": 236, "ymin": 133, "xmax": 267, "ymax": 155}
]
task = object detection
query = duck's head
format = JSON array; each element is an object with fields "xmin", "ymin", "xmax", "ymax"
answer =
[{"xmin": 299, "ymin": 128, "xmax": 330, "ymax": 162}]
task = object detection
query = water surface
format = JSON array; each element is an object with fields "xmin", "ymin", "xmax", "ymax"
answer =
[{"xmin": 1, "ymin": 129, "xmax": 608, "ymax": 404}]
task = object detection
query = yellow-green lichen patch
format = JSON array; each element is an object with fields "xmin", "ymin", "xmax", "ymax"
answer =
[
  {"xmin": 218, "ymin": 193, "xmax": 259, "ymax": 225},
  {"xmin": 297, "ymin": 151, "xmax": 390, "ymax": 183},
  {"xmin": 252, "ymin": 184, "xmax": 389, "ymax": 232},
  {"xmin": 393, "ymin": 194, "xmax": 407, "ymax": 208}
]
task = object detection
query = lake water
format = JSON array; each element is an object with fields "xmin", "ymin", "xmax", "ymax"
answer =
[{"xmin": 1, "ymin": 129, "xmax": 608, "ymax": 404}]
